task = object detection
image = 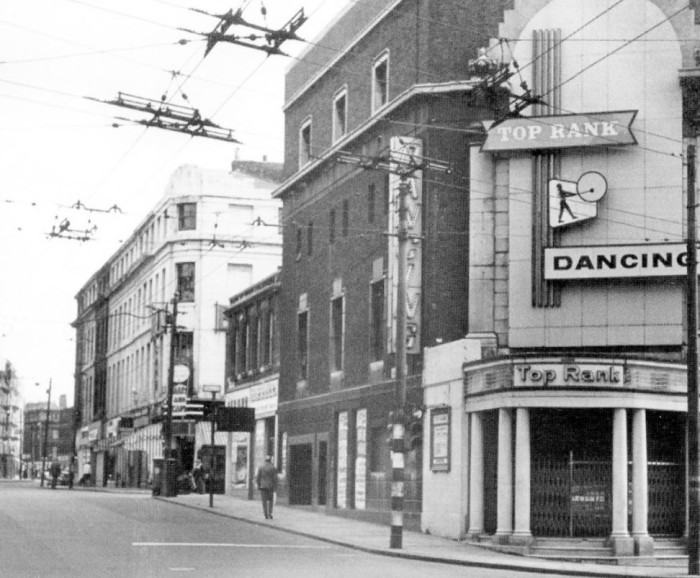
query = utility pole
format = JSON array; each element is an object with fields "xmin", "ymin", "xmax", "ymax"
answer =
[
  {"xmin": 162, "ymin": 293, "xmax": 179, "ymax": 497},
  {"xmin": 687, "ymin": 143, "xmax": 699, "ymax": 576},
  {"xmin": 41, "ymin": 378, "xmax": 52, "ymax": 488},
  {"xmin": 390, "ymin": 174, "xmax": 411, "ymax": 549}
]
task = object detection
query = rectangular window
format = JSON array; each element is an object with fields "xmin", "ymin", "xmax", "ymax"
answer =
[
  {"xmin": 368, "ymin": 183, "xmax": 376, "ymax": 224},
  {"xmin": 260, "ymin": 301, "xmax": 271, "ymax": 366},
  {"xmin": 177, "ymin": 203, "xmax": 197, "ymax": 230},
  {"xmin": 342, "ymin": 199, "xmax": 349, "ymax": 237},
  {"xmin": 296, "ymin": 226, "xmax": 303, "ymax": 260},
  {"xmin": 330, "ymin": 295, "xmax": 344, "ymax": 372},
  {"xmin": 329, "ymin": 209, "xmax": 336, "ymax": 244},
  {"xmin": 176, "ymin": 262, "xmax": 195, "ymax": 302},
  {"xmin": 370, "ymin": 279, "xmax": 384, "ymax": 362},
  {"xmin": 372, "ymin": 53, "xmax": 389, "ymax": 112},
  {"xmin": 333, "ymin": 89, "xmax": 347, "ymax": 142},
  {"xmin": 299, "ymin": 119, "xmax": 312, "ymax": 167},
  {"xmin": 248, "ymin": 306, "xmax": 259, "ymax": 371},
  {"xmin": 297, "ymin": 310, "xmax": 309, "ymax": 380},
  {"xmin": 307, "ymin": 222, "xmax": 313, "ymax": 256}
]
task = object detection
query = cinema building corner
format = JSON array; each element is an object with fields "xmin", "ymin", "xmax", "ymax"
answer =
[{"xmin": 421, "ymin": 0, "xmax": 700, "ymax": 561}]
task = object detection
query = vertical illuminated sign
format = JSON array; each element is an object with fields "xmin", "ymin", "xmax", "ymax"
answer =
[{"xmin": 387, "ymin": 136, "xmax": 422, "ymax": 355}]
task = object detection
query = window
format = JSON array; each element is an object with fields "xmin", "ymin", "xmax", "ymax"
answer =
[
  {"xmin": 260, "ymin": 301, "xmax": 272, "ymax": 366},
  {"xmin": 372, "ymin": 53, "xmax": 389, "ymax": 112},
  {"xmin": 333, "ymin": 89, "xmax": 348, "ymax": 142},
  {"xmin": 330, "ymin": 295, "xmax": 344, "ymax": 372},
  {"xmin": 299, "ymin": 118, "xmax": 312, "ymax": 167},
  {"xmin": 370, "ymin": 279, "xmax": 385, "ymax": 362},
  {"xmin": 296, "ymin": 226, "xmax": 303, "ymax": 260},
  {"xmin": 248, "ymin": 306, "xmax": 259, "ymax": 371},
  {"xmin": 307, "ymin": 222, "xmax": 313, "ymax": 256},
  {"xmin": 342, "ymin": 199, "xmax": 349, "ymax": 237},
  {"xmin": 298, "ymin": 310, "xmax": 309, "ymax": 380},
  {"xmin": 177, "ymin": 263, "xmax": 195, "ymax": 302},
  {"xmin": 177, "ymin": 202, "xmax": 197, "ymax": 230},
  {"xmin": 368, "ymin": 183, "xmax": 376, "ymax": 224},
  {"xmin": 329, "ymin": 209, "xmax": 336, "ymax": 244}
]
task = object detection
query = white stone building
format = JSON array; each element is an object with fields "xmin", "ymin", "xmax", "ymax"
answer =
[{"xmin": 74, "ymin": 162, "xmax": 282, "ymax": 487}]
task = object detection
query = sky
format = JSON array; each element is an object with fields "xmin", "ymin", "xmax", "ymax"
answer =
[{"xmin": 0, "ymin": 0, "xmax": 350, "ymax": 405}]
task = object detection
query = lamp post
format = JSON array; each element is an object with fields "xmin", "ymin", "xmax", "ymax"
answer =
[
  {"xmin": 202, "ymin": 384, "xmax": 221, "ymax": 508},
  {"xmin": 38, "ymin": 379, "xmax": 52, "ymax": 488},
  {"xmin": 162, "ymin": 292, "xmax": 179, "ymax": 497}
]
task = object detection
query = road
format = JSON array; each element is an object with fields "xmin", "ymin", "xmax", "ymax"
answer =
[{"xmin": 0, "ymin": 481, "xmax": 579, "ymax": 578}]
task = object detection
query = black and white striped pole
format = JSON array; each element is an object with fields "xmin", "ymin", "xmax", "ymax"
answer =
[{"xmin": 390, "ymin": 174, "xmax": 411, "ymax": 549}]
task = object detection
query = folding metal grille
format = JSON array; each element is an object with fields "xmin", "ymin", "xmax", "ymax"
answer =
[
  {"xmin": 531, "ymin": 455, "xmax": 611, "ymax": 537},
  {"xmin": 648, "ymin": 461, "xmax": 684, "ymax": 536}
]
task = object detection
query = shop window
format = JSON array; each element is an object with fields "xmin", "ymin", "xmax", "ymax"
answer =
[
  {"xmin": 372, "ymin": 52, "xmax": 389, "ymax": 113},
  {"xmin": 177, "ymin": 202, "xmax": 197, "ymax": 230},
  {"xmin": 176, "ymin": 262, "xmax": 195, "ymax": 302}
]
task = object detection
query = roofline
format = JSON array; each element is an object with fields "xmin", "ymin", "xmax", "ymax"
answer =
[
  {"xmin": 273, "ymin": 80, "xmax": 479, "ymax": 199},
  {"xmin": 284, "ymin": 0, "xmax": 407, "ymax": 111}
]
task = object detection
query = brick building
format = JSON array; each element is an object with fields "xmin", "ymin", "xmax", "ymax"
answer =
[{"xmin": 274, "ymin": 0, "xmax": 510, "ymax": 525}]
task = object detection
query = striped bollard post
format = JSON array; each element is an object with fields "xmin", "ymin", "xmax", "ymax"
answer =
[{"xmin": 390, "ymin": 417, "xmax": 405, "ymax": 549}]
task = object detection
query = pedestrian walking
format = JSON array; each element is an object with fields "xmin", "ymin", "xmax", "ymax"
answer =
[
  {"xmin": 79, "ymin": 462, "xmax": 91, "ymax": 486},
  {"xmin": 255, "ymin": 456, "xmax": 278, "ymax": 519},
  {"xmin": 67, "ymin": 457, "xmax": 75, "ymax": 490},
  {"xmin": 192, "ymin": 460, "xmax": 205, "ymax": 494},
  {"xmin": 49, "ymin": 460, "xmax": 62, "ymax": 489}
]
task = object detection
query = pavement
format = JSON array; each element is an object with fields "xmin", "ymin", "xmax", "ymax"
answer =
[{"xmin": 13, "ymin": 478, "xmax": 695, "ymax": 578}]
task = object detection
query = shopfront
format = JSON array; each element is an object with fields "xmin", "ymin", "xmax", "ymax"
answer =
[{"xmin": 422, "ymin": 346, "xmax": 687, "ymax": 556}]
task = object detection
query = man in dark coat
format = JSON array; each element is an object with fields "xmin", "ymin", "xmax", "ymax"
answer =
[
  {"xmin": 49, "ymin": 461, "xmax": 62, "ymax": 489},
  {"xmin": 255, "ymin": 456, "xmax": 278, "ymax": 519}
]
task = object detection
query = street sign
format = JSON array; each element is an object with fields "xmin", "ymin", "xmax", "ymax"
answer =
[
  {"xmin": 216, "ymin": 407, "xmax": 255, "ymax": 432},
  {"xmin": 173, "ymin": 364, "xmax": 190, "ymax": 383},
  {"xmin": 202, "ymin": 384, "xmax": 222, "ymax": 393}
]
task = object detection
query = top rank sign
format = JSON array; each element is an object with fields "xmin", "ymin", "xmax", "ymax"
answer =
[{"xmin": 482, "ymin": 110, "xmax": 637, "ymax": 153}]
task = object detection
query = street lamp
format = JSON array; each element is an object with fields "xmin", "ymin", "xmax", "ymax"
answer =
[{"xmin": 36, "ymin": 379, "xmax": 52, "ymax": 488}]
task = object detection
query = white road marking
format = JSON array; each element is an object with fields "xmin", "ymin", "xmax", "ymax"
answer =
[{"xmin": 133, "ymin": 542, "xmax": 332, "ymax": 548}]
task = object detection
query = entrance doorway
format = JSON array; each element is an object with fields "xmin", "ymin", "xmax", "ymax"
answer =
[
  {"xmin": 530, "ymin": 409, "xmax": 612, "ymax": 537},
  {"xmin": 289, "ymin": 443, "xmax": 313, "ymax": 505}
]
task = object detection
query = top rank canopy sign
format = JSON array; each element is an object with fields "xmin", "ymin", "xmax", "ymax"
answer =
[{"xmin": 482, "ymin": 110, "xmax": 637, "ymax": 153}]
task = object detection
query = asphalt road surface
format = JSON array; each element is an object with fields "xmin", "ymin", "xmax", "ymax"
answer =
[{"xmin": 0, "ymin": 482, "xmax": 578, "ymax": 578}]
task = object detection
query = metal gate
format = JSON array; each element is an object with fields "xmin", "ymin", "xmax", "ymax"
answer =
[
  {"xmin": 532, "ymin": 453, "xmax": 611, "ymax": 537},
  {"xmin": 648, "ymin": 461, "xmax": 684, "ymax": 536}
]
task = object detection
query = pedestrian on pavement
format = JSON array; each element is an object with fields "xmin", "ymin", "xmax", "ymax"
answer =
[
  {"xmin": 192, "ymin": 460, "xmax": 205, "ymax": 494},
  {"xmin": 49, "ymin": 460, "xmax": 62, "ymax": 489},
  {"xmin": 79, "ymin": 462, "xmax": 91, "ymax": 486},
  {"xmin": 255, "ymin": 456, "xmax": 278, "ymax": 519},
  {"xmin": 67, "ymin": 457, "xmax": 75, "ymax": 490}
]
